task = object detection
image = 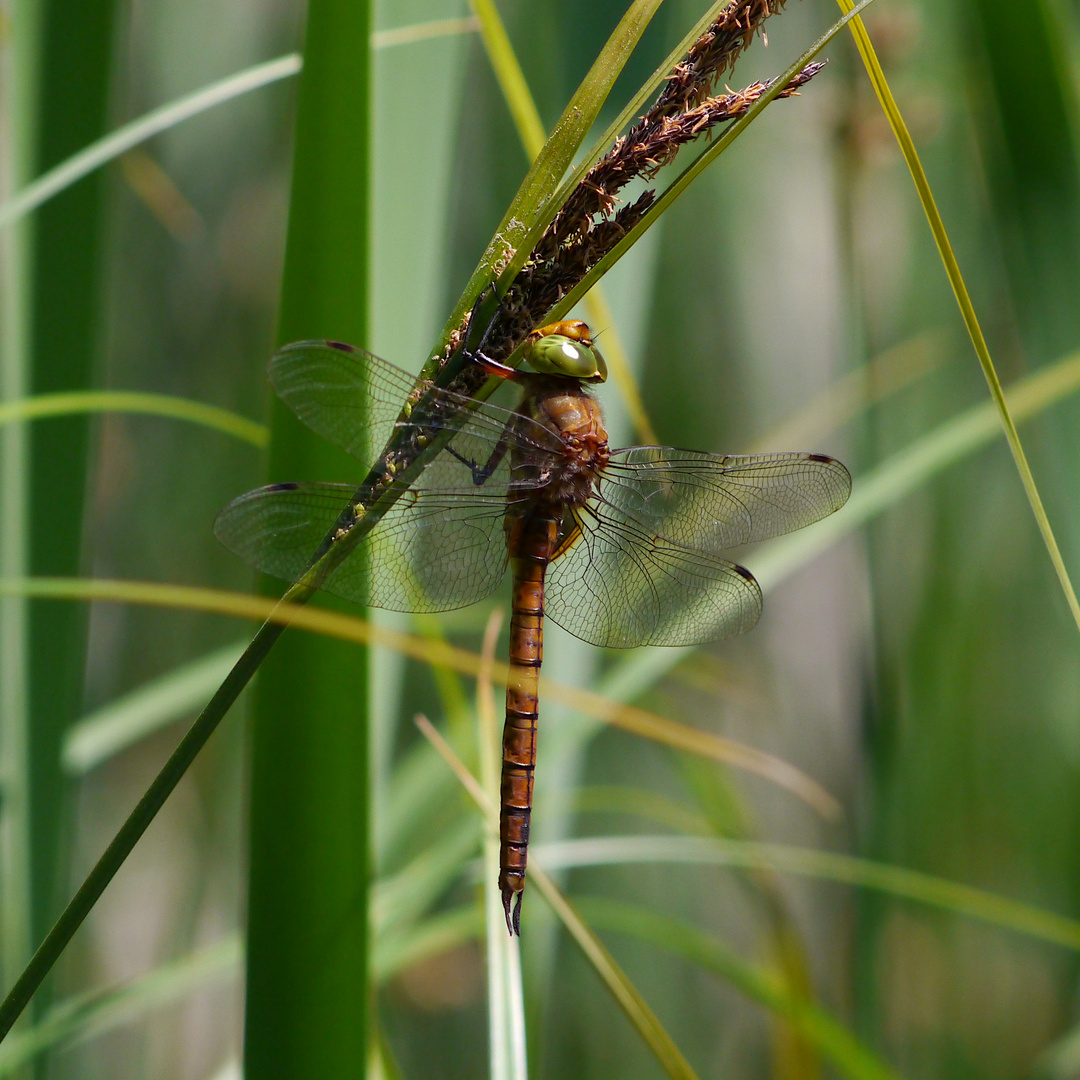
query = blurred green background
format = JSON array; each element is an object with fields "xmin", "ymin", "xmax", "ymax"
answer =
[{"xmin": 3, "ymin": 0, "xmax": 1080, "ymax": 1076}]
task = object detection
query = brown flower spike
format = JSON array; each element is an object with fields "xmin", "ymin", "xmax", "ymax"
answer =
[{"xmin": 445, "ymin": 0, "xmax": 824, "ymax": 379}]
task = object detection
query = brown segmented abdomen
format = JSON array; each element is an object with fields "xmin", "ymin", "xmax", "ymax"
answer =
[{"xmin": 499, "ymin": 512, "xmax": 560, "ymax": 935}]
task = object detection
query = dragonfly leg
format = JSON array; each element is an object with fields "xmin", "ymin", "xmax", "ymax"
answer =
[
  {"xmin": 446, "ymin": 430, "xmax": 512, "ymax": 486},
  {"xmin": 460, "ymin": 282, "xmax": 504, "ymax": 358}
]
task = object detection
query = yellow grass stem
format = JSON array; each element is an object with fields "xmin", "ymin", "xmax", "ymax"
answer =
[{"xmin": 836, "ymin": 0, "xmax": 1080, "ymax": 635}]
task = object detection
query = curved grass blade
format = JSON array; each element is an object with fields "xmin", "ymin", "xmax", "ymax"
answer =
[
  {"xmin": 0, "ymin": 939, "xmax": 241, "ymax": 1076},
  {"xmin": 372, "ymin": 906, "xmax": 484, "ymax": 984},
  {"xmin": 371, "ymin": 816, "xmax": 479, "ymax": 938},
  {"xmin": 0, "ymin": 593, "xmax": 299, "ymax": 1042},
  {"xmin": 750, "ymin": 330, "xmax": 946, "ymax": 453},
  {"xmin": 0, "ymin": 897, "xmax": 483, "ymax": 1073},
  {"xmin": 371, "ymin": 16, "xmax": 479, "ymax": 50},
  {"xmin": 0, "ymin": 19, "xmax": 478, "ymax": 233},
  {"xmin": 0, "ymin": 576, "xmax": 835, "ymax": 813},
  {"xmin": 24, "ymin": 307, "xmax": 1080, "ymax": 1051},
  {"xmin": 752, "ymin": 347, "xmax": 1080, "ymax": 592},
  {"xmin": 0, "ymin": 55, "xmax": 302, "ymax": 231},
  {"xmin": 835, "ymin": 0, "xmax": 1080, "ymax": 635},
  {"xmin": 0, "ymin": 391, "xmax": 267, "ymax": 446},
  {"xmin": 473, "ymin": 611, "xmax": 528, "ymax": 1080},
  {"xmin": 597, "ymin": 343, "xmax": 1080, "ymax": 739},
  {"xmin": 532, "ymin": 836, "xmax": 1080, "ymax": 951},
  {"xmin": 528, "ymin": 868, "xmax": 701, "ymax": 1080},
  {"xmin": 62, "ymin": 641, "xmax": 247, "ymax": 774},
  {"xmin": 577, "ymin": 900, "xmax": 900, "ymax": 1080},
  {"xmin": 570, "ymin": 785, "xmax": 711, "ymax": 836}
]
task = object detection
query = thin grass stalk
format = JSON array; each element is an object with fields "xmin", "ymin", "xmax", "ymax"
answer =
[
  {"xmin": 0, "ymin": 55, "xmax": 303, "ymax": 231},
  {"xmin": 0, "ymin": 392, "xmax": 267, "ymax": 446},
  {"xmin": 596, "ymin": 340, "xmax": 1080, "ymax": 753},
  {"xmin": 61, "ymin": 641, "xmax": 247, "ymax": 775},
  {"xmin": 578, "ymin": 901, "xmax": 901, "ymax": 1080},
  {"xmin": 477, "ymin": 617, "xmax": 514, "ymax": 1080},
  {"xmin": 242, "ymin": 0, "xmax": 371, "ymax": 1073},
  {"xmin": 0, "ymin": 0, "xmax": 39, "ymax": 1005},
  {"xmin": 0, "ymin": 607, "xmax": 296, "ymax": 1040},
  {"xmin": 526, "ymin": 868, "xmax": 701, "ymax": 1080},
  {"xmin": 417, "ymin": 717, "xmax": 699, "ymax": 1080},
  {"xmin": 476, "ymin": 612, "xmax": 522, "ymax": 1080},
  {"xmin": 0, "ymin": 576, "xmax": 831, "ymax": 808},
  {"xmin": 0, "ymin": 17, "xmax": 479, "ymax": 235},
  {"xmin": 531, "ymin": 836, "xmax": 1080, "ymax": 950},
  {"xmin": 835, "ymin": 0, "xmax": 1080, "ymax": 634}
]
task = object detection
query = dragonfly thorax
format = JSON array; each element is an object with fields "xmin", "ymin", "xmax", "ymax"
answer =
[{"xmin": 516, "ymin": 376, "xmax": 610, "ymax": 509}]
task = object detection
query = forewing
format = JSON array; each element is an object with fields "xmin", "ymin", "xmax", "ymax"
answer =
[
  {"xmin": 544, "ymin": 502, "xmax": 762, "ymax": 649},
  {"xmin": 214, "ymin": 481, "xmax": 510, "ymax": 612},
  {"xmin": 600, "ymin": 449, "xmax": 851, "ymax": 551},
  {"xmin": 269, "ymin": 340, "xmax": 566, "ymax": 483}
]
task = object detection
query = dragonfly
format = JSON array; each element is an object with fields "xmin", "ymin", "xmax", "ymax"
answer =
[{"xmin": 216, "ymin": 318, "xmax": 851, "ymax": 934}]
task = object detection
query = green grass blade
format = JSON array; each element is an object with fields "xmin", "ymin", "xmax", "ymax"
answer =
[
  {"xmin": 835, "ymin": 0, "xmax": 1080, "ymax": 635},
  {"xmin": 0, "ymin": 938, "xmax": 240, "ymax": 1075},
  {"xmin": 0, "ymin": 55, "xmax": 302, "ymax": 231},
  {"xmin": 577, "ymin": 900, "xmax": 901, "ymax": 1080},
  {"xmin": 370, "ymin": 819, "xmax": 479, "ymax": 938},
  {"xmin": 533, "ymin": 836, "xmax": 1080, "ymax": 951},
  {"xmin": 372, "ymin": 906, "xmax": 483, "ymax": 984},
  {"xmin": 753, "ymin": 348, "xmax": 1080, "ymax": 592},
  {"xmin": 416, "ymin": 710, "xmax": 701, "ymax": 1080},
  {"xmin": 371, "ymin": 16, "xmax": 479, "ymax": 50},
  {"xmin": 0, "ymin": 894, "xmax": 484, "ymax": 1072},
  {"xmin": 0, "ymin": 609, "xmax": 294, "ymax": 1041},
  {"xmin": 469, "ymin": 0, "xmax": 546, "ymax": 160},
  {"xmin": 597, "ymin": 343, "xmax": 1080, "ymax": 731},
  {"xmin": 0, "ymin": 0, "xmax": 39, "ymax": 1005},
  {"xmin": 529, "ymin": 867, "xmax": 702, "ymax": 1080},
  {"xmin": 0, "ymin": 390, "xmax": 268, "ymax": 446},
  {"xmin": 242, "ymin": 0, "xmax": 371, "ymax": 1074},
  {"xmin": 61, "ymin": 642, "xmax": 247, "ymax": 774},
  {"xmin": 25, "ymin": 0, "xmax": 117, "ymax": 974}
]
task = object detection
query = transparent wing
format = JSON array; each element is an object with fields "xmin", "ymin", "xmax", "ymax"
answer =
[
  {"xmin": 214, "ymin": 481, "xmax": 512, "ymax": 612},
  {"xmin": 599, "ymin": 449, "xmax": 851, "ymax": 552},
  {"xmin": 545, "ymin": 501, "xmax": 762, "ymax": 649},
  {"xmin": 269, "ymin": 340, "xmax": 566, "ymax": 476}
]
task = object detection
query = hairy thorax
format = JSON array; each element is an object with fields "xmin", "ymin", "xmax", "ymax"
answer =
[{"xmin": 514, "ymin": 376, "xmax": 610, "ymax": 512}]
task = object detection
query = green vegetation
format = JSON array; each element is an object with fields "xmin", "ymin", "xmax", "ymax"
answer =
[{"xmin": 2, "ymin": 0, "xmax": 1080, "ymax": 1077}]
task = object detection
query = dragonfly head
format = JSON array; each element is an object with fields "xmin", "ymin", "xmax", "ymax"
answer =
[{"xmin": 523, "ymin": 321, "xmax": 607, "ymax": 383}]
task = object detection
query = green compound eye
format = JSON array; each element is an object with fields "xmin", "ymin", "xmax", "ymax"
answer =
[{"xmin": 524, "ymin": 334, "xmax": 608, "ymax": 382}]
